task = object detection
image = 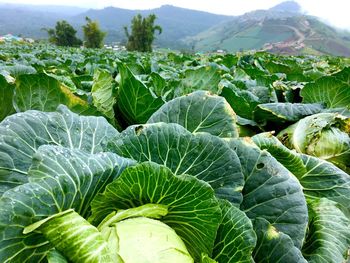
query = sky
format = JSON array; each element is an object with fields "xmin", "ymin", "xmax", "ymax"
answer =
[{"xmin": 1, "ymin": 0, "xmax": 350, "ymax": 30}]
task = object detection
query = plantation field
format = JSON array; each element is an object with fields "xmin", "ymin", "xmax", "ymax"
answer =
[{"xmin": 0, "ymin": 43, "xmax": 350, "ymax": 262}]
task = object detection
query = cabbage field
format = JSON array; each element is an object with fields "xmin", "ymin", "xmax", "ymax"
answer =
[{"xmin": 0, "ymin": 44, "xmax": 350, "ymax": 262}]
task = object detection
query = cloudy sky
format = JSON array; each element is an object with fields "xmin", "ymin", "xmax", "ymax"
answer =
[{"xmin": 1, "ymin": 0, "xmax": 350, "ymax": 29}]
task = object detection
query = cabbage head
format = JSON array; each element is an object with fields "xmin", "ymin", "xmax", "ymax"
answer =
[{"xmin": 278, "ymin": 112, "xmax": 350, "ymax": 172}]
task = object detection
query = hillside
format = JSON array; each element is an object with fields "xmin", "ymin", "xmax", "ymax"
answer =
[
  {"xmin": 70, "ymin": 5, "xmax": 233, "ymax": 48},
  {"xmin": 0, "ymin": 4, "xmax": 232, "ymax": 49},
  {"xmin": 0, "ymin": 3, "xmax": 87, "ymax": 15},
  {"xmin": 0, "ymin": 1, "xmax": 350, "ymax": 55},
  {"xmin": 186, "ymin": 2, "xmax": 350, "ymax": 56},
  {"xmin": 0, "ymin": 4, "xmax": 64, "ymax": 38}
]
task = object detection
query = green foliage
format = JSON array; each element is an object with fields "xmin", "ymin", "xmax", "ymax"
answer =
[
  {"xmin": 277, "ymin": 113, "xmax": 350, "ymax": 172},
  {"xmin": 253, "ymin": 133, "xmax": 350, "ymax": 209},
  {"xmin": 213, "ymin": 200, "xmax": 256, "ymax": 262},
  {"xmin": 109, "ymin": 123, "xmax": 243, "ymax": 203},
  {"xmin": 0, "ymin": 105, "xmax": 120, "ymax": 196},
  {"xmin": 45, "ymin": 20, "xmax": 82, "ymax": 47},
  {"xmin": 0, "ymin": 75, "xmax": 15, "ymax": 121},
  {"xmin": 91, "ymin": 162, "xmax": 222, "ymax": 261},
  {"xmin": 0, "ymin": 145, "xmax": 134, "ymax": 261},
  {"xmin": 301, "ymin": 75, "xmax": 350, "ymax": 108},
  {"xmin": 303, "ymin": 198, "xmax": 350, "ymax": 263},
  {"xmin": 124, "ymin": 14, "xmax": 162, "ymax": 52},
  {"xmin": 253, "ymin": 218, "xmax": 307, "ymax": 262},
  {"xmin": 115, "ymin": 63, "xmax": 164, "ymax": 126},
  {"xmin": 3, "ymin": 4, "xmax": 350, "ymax": 55},
  {"xmin": 91, "ymin": 69, "xmax": 117, "ymax": 122},
  {"xmin": 148, "ymin": 91, "xmax": 239, "ymax": 138},
  {"xmin": 82, "ymin": 17, "xmax": 106, "ymax": 48},
  {"xmin": 0, "ymin": 44, "xmax": 350, "ymax": 262},
  {"xmin": 229, "ymin": 138, "xmax": 308, "ymax": 248}
]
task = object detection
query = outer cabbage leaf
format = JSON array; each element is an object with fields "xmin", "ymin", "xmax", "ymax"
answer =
[
  {"xmin": 300, "ymin": 155, "xmax": 350, "ymax": 208},
  {"xmin": 253, "ymin": 218, "xmax": 307, "ymax": 263},
  {"xmin": 253, "ymin": 103, "xmax": 324, "ymax": 124},
  {"xmin": 47, "ymin": 74, "xmax": 78, "ymax": 92},
  {"xmin": 46, "ymin": 250, "xmax": 68, "ymax": 263},
  {"xmin": 220, "ymin": 81, "xmax": 260, "ymax": 120},
  {"xmin": 148, "ymin": 90, "xmax": 238, "ymax": 138},
  {"xmin": 252, "ymin": 133, "xmax": 307, "ymax": 176},
  {"xmin": 25, "ymin": 210, "xmax": 117, "ymax": 263},
  {"xmin": 14, "ymin": 73, "xmax": 66, "ymax": 111},
  {"xmin": 212, "ymin": 199, "xmax": 256, "ymax": 263},
  {"xmin": 332, "ymin": 67, "xmax": 350, "ymax": 84},
  {"xmin": 301, "ymin": 76, "xmax": 350, "ymax": 108},
  {"xmin": 115, "ymin": 63, "xmax": 164, "ymax": 125},
  {"xmin": 0, "ymin": 64, "xmax": 36, "ymax": 78},
  {"xmin": 179, "ymin": 65, "xmax": 221, "ymax": 94},
  {"xmin": 302, "ymin": 198, "xmax": 350, "ymax": 263},
  {"xmin": 0, "ymin": 75, "xmax": 15, "ymax": 121},
  {"xmin": 229, "ymin": 138, "xmax": 308, "ymax": 248},
  {"xmin": 0, "ymin": 105, "xmax": 119, "ymax": 196},
  {"xmin": 108, "ymin": 123, "xmax": 243, "ymax": 204},
  {"xmin": 253, "ymin": 133, "xmax": 350, "ymax": 209},
  {"xmin": 0, "ymin": 145, "xmax": 134, "ymax": 262},
  {"xmin": 148, "ymin": 72, "xmax": 168, "ymax": 98},
  {"xmin": 91, "ymin": 69, "xmax": 117, "ymax": 121},
  {"xmin": 13, "ymin": 73, "xmax": 99, "ymax": 115}
]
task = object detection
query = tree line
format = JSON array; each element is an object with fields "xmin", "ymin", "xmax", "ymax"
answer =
[{"xmin": 46, "ymin": 14, "xmax": 162, "ymax": 52}]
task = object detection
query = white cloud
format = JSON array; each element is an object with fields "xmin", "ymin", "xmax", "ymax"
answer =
[{"xmin": 295, "ymin": 0, "xmax": 350, "ymax": 29}]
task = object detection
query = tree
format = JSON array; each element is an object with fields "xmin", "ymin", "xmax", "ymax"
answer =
[
  {"xmin": 45, "ymin": 21, "xmax": 82, "ymax": 47},
  {"xmin": 82, "ymin": 17, "xmax": 106, "ymax": 48},
  {"xmin": 124, "ymin": 14, "xmax": 162, "ymax": 52}
]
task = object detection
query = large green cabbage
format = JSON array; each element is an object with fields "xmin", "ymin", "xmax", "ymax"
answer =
[
  {"xmin": 278, "ymin": 112, "xmax": 350, "ymax": 173},
  {"xmin": 1, "ymin": 89, "xmax": 350, "ymax": 263}
]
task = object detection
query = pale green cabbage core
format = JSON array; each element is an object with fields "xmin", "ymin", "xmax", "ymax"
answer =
[
  {"xmin": 278, "ymin": 113, "xmax": 350, "ymax": 171},
  {"xmin": 112, "ymin": 217, "xmax": 194, "ymax": 263}
]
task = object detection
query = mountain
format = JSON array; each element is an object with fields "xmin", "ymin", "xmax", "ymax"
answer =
[
  {"xmin": 269, "ymin": 1, "xmax": 301, "ymax": 13},
  {"xmin": 185, "ymin": 2, "xmax": 350, "ymax": 56},
  {"xmin": 0, "ymin": 3, "xmax": 86, "ymax": 39},
  {"xmin": 0, "ymin": 3, "xmax": 232, "ymax": 49},
  {"xmin": 0, "ymin": 3, "xmax": 87, "ymax": 15},
  {"xmin": 0, "ymin": 1, "xmax": 350, "ymax": 56},
  {"xmin": 0, "ymin": 4, "xmax": 61, "ymax": 38},
  {"xmin": 70, "ymin": 5, "xmax": 233, "ymax": 48}
]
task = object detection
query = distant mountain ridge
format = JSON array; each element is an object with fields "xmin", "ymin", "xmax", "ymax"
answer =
[
  {"xmin": 0, "ymin": 3, "xmax": 232, "ymax": 49},
  {"xmin": 0, "ymin": 3, "xmax": 87, "ymax": 15},
  {"xmin": 0, "ymin": 1, "xmax": 350, "ymax": 56},
  {"xmin": 269, "ymin": 1, "xmax": 301, "ymax": 13},
  {"xmin": 185, "ymin": 2, "xmax": 350, "ymax": 56},
  {"xmin": 70, "ymin": 5, "xmax": 233, "ymax": 48}
]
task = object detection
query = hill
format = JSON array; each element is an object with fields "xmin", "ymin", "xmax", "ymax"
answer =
[
  {"xmin": 70, "ymin": 5, "xmax": 233, "ymax": 48},
  {"xmin": 0, "ymin": 1, "xmax": 350, "ymax": 56},
  {"xmin": 185, "ymin": 2, "xmax": 350, "ymax": 56},
  {"xmin": 0, "ymin": 3, "xmax": 232, "ymax": 49},
  {"xmin": 0, "ymin": 3, "xmax": 87, "ymax": 39},
  {"xmin": 0, "ymin": 4, "xmax": 64, "ymax": 38}
]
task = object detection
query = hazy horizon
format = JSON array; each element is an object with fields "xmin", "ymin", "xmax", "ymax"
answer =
[{"xmin": 0, "ymin": 0, "xmax": 349, "ymax": 30}]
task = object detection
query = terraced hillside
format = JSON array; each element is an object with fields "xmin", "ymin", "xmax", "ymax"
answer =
[{"xmin": 186, "ymin": 3, "xmax": 350, "ymax": 56}]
